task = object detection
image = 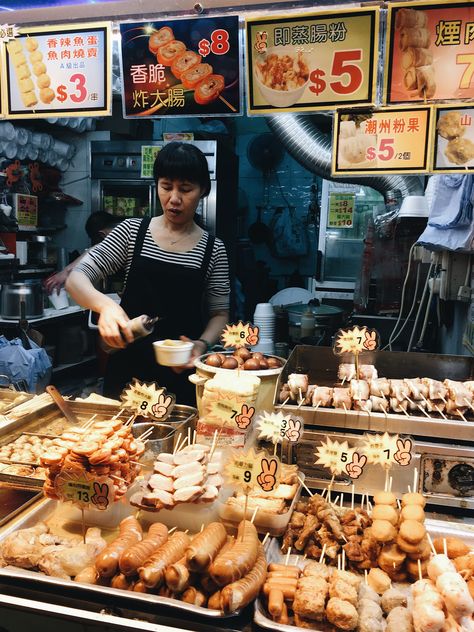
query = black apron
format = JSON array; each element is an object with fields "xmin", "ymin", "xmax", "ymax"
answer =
[{"xmin": 103, "ymin": 217, "xmax": 214, "ymax": 404}]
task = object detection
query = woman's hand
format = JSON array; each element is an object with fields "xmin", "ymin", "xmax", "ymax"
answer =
[
  {"xmin": 98, "ymin": 302, "xmax": 132, "ymax": 349},
  {"xmin": 44, "ymin": 270, "xmax": 69, "ymax": 295},
  {"xmin": 170, "ymin": 336, "xmax": 207, "ymax": 373}
]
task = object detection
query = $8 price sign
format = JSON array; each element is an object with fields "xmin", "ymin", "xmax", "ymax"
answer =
[
  {"xmin": 310, "ymin": 50, "xmax": 363, "ymax": 97},
  {"xmin": 198, "ymin": 29, "xmax": 230, "ymax": 56},
  {"xmin": 56, "ymin": 73, "xmax": 88, "ymax": 103}
]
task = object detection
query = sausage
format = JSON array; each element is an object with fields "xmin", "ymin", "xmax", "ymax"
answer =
[
  {"xmin": 267, "ymin": 570, "xmax": 300, "ymax": 580},
  {"xmin": 119, "ymin": 523, "xmax": 168, "ymax": 576},
  {"xmin": 220, "ymin": 544, "xmax": 267, "ymax": 613},
  {"xmin": 263, "ymin": 581, "xmax": 297, "ymax": 600},
  {"xmin": 186, "ymin": 522, "xmax": 227, "ymax": 571},
  {"xmin": 268, "ymin": 563, "xmax": 300, "ymax": 576},
  {"xmin": 74, "ymin": 566, "xmax": 98, "ymax": 584},
  {"xmin": 133, "ymin": 580, "xmax": 148, "ymax": 593},
  {"xmin": 164, "ymin": 555, "xmax": 192, "ymax": 593},
  {"xmin": 207, "ymin": 590, "xmax": 221, "ymax": 610},
  {"xmin": 200, "ymin": 574, "xmax": 219, "ymax": 595},
  {"xmin": 209, "ymin": 520, "xmax": 259, "ymax": 586},
  {"xmin": 111, "ymin": 573, "xmax": 135, "ymax": 591},
  {"xmin": 95, "ymin": 516, "xmax": 142, "ymax": 578},
  {"xmin": 181, "ymin": 586, "xmax": 207, "ymax": 607},
  {"xmin": 138, "ymin": 531, "xmax": 191, "ymax": 588},
  {"xmin": 276, "ymin": 602, "xmax": 289, "ymax": 625},
  {"xmin": 268, "ymin": 588, "xmax": 284, "ymax": 618}
]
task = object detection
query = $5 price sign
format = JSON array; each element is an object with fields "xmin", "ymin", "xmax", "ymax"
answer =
[{"xmin": 310, "ymin": 50, "xmax": 363, "ymax": 98}]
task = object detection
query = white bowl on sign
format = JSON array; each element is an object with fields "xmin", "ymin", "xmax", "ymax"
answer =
[
  {"xmin": 153, "ymin": 339, "xmax": 194, "ymax": 366},
  {"xmin": 254, "ymin": 46, "xmax": 310, "ymax": 108}
]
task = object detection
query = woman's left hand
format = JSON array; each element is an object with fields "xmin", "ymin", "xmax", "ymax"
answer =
[{"xmin": 170, "ymin": 336, "xmax": 207, "ymax": 373}]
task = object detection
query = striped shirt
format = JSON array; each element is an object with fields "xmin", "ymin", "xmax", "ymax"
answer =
[{"xmin": 74, "ymin": 218, "xmax": 230, "ymax": 312}]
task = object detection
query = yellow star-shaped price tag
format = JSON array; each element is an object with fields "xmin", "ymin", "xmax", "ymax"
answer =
[
  {"xmin": 361, "ymin": 432, "xmax": 400, "ymax": 468},
  {"xmin": 120, "ymin": 379, "xmax": 175, "ymax": 421},
  {"xmin": 314, "ymin": 437, "xmax": 354, "ymax": 476},
  {"xmin": 221, "ymin": 321, "xmax": 259, "ymax": 349}
]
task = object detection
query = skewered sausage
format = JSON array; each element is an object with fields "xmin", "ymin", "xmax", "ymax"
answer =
[
  {"xmin": 220, "ymin": 544, "xmax": 267, "ymax": 613},
  {"xmin": 95, "ymin": 516, "xmax": 142, "ymax": 578},
  {"xmin": 119, "ymin": 523, "xmax": 168, "ymax": 576},
  {"xmin": 209, "ymin": 520, "xmax": 259, "ymax": 586},
  {"xmin": 186, "ymin": 522, "xmax": 227, "ymax": 571},
  {"xmin": 138, "ymin": 531, "xmax": 190, "ymax": 588}
]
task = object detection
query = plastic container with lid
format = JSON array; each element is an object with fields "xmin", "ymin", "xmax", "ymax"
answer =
[{"xmin": 300, "ymin": 309, "xmax": 316, "ymax": 338}]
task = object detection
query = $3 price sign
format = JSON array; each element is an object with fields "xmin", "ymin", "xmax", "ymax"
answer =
[{"xmin": 56, "ymin": 73, "xmax": 88, "ymax": 103}]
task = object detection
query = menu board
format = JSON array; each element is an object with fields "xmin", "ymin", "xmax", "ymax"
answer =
[
  {"xmin": 120, "ymin": 16, "xmax": 241, "ymax": 118},
  {"xmin": 432, "ymin": 105, "xmax": 474, "ymax": 172},
  {"xmin": 246, "ymin": 7, "xmax": 379, "ymax": 114},
  {"xmin": 328, "ymin": 193, "xmax": 355, "ymax": 228},
  {"xmin": 2, "ymin": 22, "xmax": 111, "ymax": 118},
  {"xmin": 332, "ymin": 107, "xmax": 432, "ymax": 175},
  {"xmin": 385, "ymin": 1, "xmax": 474, "ymax": 105}
]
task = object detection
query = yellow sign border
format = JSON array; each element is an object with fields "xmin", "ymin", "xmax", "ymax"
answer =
[
  {"xmin": 331, "ymin": 105, "xmax": 434, "ymax": 176},
  {"xmin": 430, "ymin": 103, "xmax": 474, "ymax": 173},
  {"xmin": 1, "ymin": 20, "xmax": 112, "ymax": 119},
  {"xmin": 245, "ymin": 6, "xmax": 380, "ymax": 114},
  {"xmin": 383, "ymin": 0, "xmax": 474, "ymax": 106}
]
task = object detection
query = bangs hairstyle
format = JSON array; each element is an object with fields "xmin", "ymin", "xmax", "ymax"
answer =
[{"xmin": 153, "ymin": 141, "xmax": 211, "ymax": 198}]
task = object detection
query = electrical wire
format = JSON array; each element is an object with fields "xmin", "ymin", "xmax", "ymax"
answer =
[
  {"xmin": 407, "ymin": 259, "xmax": 434, "ymax": 352},
  {"xmin": 386, "ymin": 261, "xmax": 421, "ymax": 350},
  {"xmin": 383, "ymin": 241, "xmax": 417, "ymax": 351},
  {"xmin": 464, "ymin": 254, "xmax": 472, "ymax": 286},
  {"xmin": 417, "ymin": 254, "xmax": 440, "ymax": 349}
]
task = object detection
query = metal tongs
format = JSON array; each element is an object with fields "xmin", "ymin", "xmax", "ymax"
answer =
[{"xmin": 46, "ymin": 385, "xmax": 80, "ymax": 425}]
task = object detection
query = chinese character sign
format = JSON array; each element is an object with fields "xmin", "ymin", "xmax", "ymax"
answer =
[
  {"xmin": 328, "ymin": 193, "xmax": 355, "ymax": 229},
  {"xmin": 333, "ymin": 107, "xmax": 432, "ymax": 175},
  {"xmin": 2, "ymin": 22, "xmax": 111, "ymax": 118},
  {"xmin": 385, "ymin": 1, "xmax": 474, "ymax": 104},
  {"xmin": 432, "ymin": 106, "xmax": 474, "ymax": 171},
  {"xmin": 119, "ymin": 16, "xmax": 241, "ymax": 118},
  {"xmin": 141, "ymin": 145, "xmax": 160, "ymax": 178},
  {"xmin": 246, "ymin": 7, "xmax": 379, "ymax": 113}
]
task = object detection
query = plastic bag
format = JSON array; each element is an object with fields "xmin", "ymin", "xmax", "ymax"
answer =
[
  {"xmin": 270, "ymin": 206, "xmax": 309, "ymax": 258},
  {"xmin": 0, "ymin": 335, "xmax": 52, "ymax": 393}
]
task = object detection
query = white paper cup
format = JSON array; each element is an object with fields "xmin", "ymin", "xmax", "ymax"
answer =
[
  {"xmin": 49, "ymin": 288, "xmax": 69, "ymax": 310},
  {"xmin": 254, "ymin": 302, "xmax": 275, "ymax": 316},
  {"xmin": 153, "ymin": 339, "xmax": 194, "ymax": 366}
]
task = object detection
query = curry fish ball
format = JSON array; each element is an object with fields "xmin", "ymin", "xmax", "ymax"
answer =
[
  {"xmin": 36, "ymin": 73, "xmax": 50, "ymax": 89},
  {"xmin": 32, "ymin": 62, "xmax": 46, "ymax": 76},
  {"xmin": 29, "ymin": 50, "xmax": 43, "ymax": 63},
  {"xmin": 25, "ymin": 37, "xmax": 39, "ymax": 52},
  {"xmin": 19, "ymin": 77, "xmax": 35, "ymax": 93},
  {"xmin": 39, "ymin": 87, "xmax": 54, "ymax": 104},
  {"xmin": 21, "ymin": 91, "xmax": 38, "ymax": 107}
]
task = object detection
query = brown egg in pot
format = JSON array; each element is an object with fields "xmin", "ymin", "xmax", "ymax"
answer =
[
  {"xmin": 233, "ymin": 347, "xmax": 252, "ymax": 361},
  {"xmin": 205, "ymin": 353, "xmax": 222, "ymax": 367},
  {"xmin": 216, "ymin": 353, "xmax": 227, "ymax": 364},
  {"xmin": 243, "ymin": 358, "xmax": 261, "ymax": 371},
  {"xmin": 267, "ymin": 357, "xmax": 282, "ymax": 368},
  {"xmin": 259, "ymin": 358, "xmax": 269, "ymax": 369},
  {"xmin": 221, "ymin": 356, "xmax": 239, "ymax": 369},
  {"xmin": 252, "ymin": 352, "xmax": 264, "ymax": 361}
]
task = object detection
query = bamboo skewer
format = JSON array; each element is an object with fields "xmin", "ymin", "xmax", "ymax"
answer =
[
  {"xmin": 262, "ymin": 532, "xmax": 270, "ymax": 547},
  {"xmin": 319, "ymin": 543, "xmax": 327, "ymax": 563},
  {"xmin": 285, "ymin": 547, "xmax": 292, "ymax": 566},
  {"xmin": 298, "ymin": 476, "xmax": 313, "ymax": 497},
  {"xmin": 351, "ymin": 484, "xmax": 355, "ymax": 510}
]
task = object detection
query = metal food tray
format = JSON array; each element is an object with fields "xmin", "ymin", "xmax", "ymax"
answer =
[
  {"xmin": 254, "ymin": 519, "xmax": 474, "ymax": 632},
  {"xmin": 0, "ymin": 402, "xmax": 197, "ymax": 489},
  {"xmin": 276, "ymin": 346, "xmax": 474, "ymax": 442},
  {"xmin": 0, "ymin": 497, "xmax": 241, "ymax": 619}
]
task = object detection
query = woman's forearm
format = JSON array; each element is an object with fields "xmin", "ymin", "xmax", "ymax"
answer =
[
  {"xmin": 66, "ymin": 270, "xmax": 115, "ymax": 313},
  {"xmin": 199, "ymin": 310, "xmax": 229, "ymax": 346}
]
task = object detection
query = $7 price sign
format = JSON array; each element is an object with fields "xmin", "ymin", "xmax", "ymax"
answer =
[
  {"xmin": 310, "ymin": 50, "xmax": 363, "ymax": 97},
  {"xmin": 334, "ymin": 326, "xmax": 379, "ymax": 355}
]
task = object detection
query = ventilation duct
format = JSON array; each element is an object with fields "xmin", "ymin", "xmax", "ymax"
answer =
[{"xmin": 266, "ymin": 113, "xmax": 424, "ymax": 199}]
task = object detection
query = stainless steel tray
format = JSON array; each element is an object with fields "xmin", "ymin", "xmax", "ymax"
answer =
[
  {"xmin": 0, "ymin": 497, "xmax": 239, "ymax": 619},
  {"xmin": 276, "ymin": 346, "xmax": 474, "ymax": 442},
  {"xmin": 254, "ymin": 519, "xmax": 474, "ymax": 632}
]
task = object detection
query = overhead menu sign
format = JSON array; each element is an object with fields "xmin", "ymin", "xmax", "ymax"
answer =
[
  {"xmin": 119, "ymin": 16, "xmax": 241, "ymax": 118},
  {"xmin": 332, "ymin": 107, "xmax": 432, "ymax": 175},
  {"xmin": 432, "ymin": 105, "xmax": 474, "ymax": 172},
  {"xmin": 246, "ymin": 7, "xmax": 379, "ymax": 114},
  {"xmin": 1, "ymin": 21, "xmax": 112, "ymax": 119},
  {"xmin": 385, "ymin": 1, "xmax": 474, "ymax": 105}
]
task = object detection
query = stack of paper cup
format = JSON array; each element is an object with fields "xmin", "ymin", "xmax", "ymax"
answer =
[{"xmin": 252, "ymin": 302, "xmax": 275, "ymax": 354}]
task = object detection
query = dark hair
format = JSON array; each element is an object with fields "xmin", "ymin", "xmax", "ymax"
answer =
[
  {"xmin": 85, "ymin": 211, "xmax": 120, "ymax": 244},
  {"xmin": 153, "ymin": 142, "xmax": 211, "ymax": 198}
]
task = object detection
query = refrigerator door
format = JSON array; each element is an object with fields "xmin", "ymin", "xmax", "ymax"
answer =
[{"xmin": 91, "ymin": 179, "xmax": 155, "ymax": 218}]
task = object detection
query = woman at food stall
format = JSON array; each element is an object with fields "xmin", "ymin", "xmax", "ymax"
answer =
[{"xmin": 66, "ymin": 142, "xmax": 230, "ymax": 403}]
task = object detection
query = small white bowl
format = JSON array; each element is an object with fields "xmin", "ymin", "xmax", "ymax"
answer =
[
  {"xmin": 153, "ymin": 339, "xmax": 194, "ymax": 367},
  {"xmin": 254, "ymin": 46, "xmax": 309, "ymax": 108}
]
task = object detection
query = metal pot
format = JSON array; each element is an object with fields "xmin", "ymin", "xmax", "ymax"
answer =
[
  {"xmin": 0, "ymin": 280, "xmax": 44, "ymax": 320},
  {"xmin": 286, "ymin": 302, "xmax": 344, "ymax": 343}
]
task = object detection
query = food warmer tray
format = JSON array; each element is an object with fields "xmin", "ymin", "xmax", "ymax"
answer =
[
  {"xmin": 0, "ymin": 498, "xmax": 243, "ymax": 621},
  {"xmin": 0, "ymin": 389, "xmax": 32, "ymax": 415},
  {"xmin": 254, "ymin": 519, "xmax": 474, "ymax": 632},
  {"xmin": 0, "ymin": 402, "xmax": 197, "ymax": 489},
  {"xmin": 275, "ymin": 346, "xmax": 474, "ymax": 442}
]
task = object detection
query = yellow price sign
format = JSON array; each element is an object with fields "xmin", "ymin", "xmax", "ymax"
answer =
[
  {"xmin": 120, "ymin": 378, "xmax": 175, "ymax": 421},
  {"xmin": 54, "ymin": 471, "xmax": 114, "ymax": 510},
  {"xmin": 362, "ymin": 432, "xmax": 413, "ymax": 468},
  {"xmin": 224, "ymin": 447, "xmax": 280, "ymax": 493},
  {"xmin": 333, "ymin": 326, "xmax": 379, "ymax": 355},
  {"xmin": 256, "ymin": 411, "xmax": 304, "ymax": 444},
  {"xmin": 221, "ymin": 321, "xmax": 259, "ymax": 349}
]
